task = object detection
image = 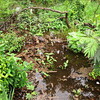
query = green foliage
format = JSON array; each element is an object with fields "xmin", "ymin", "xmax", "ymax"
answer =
[
  {"xmin": 80, "ymin": 30, "xmax": 99, "ymax": 58},
  {"xmin": 63, "ymin": 60, "xmax": 68, "ymax": 69},
  {"xmin": 0, "ymin": 0, "xmax": 18, "ymax": 22},
  {"xmin": 63, "ymin": 0, "xmax": 100, "ymax": 27},
  {"xmin": 67, "ymin": 32, "xmax": 84, "ymax": 53},
  {"xmin": 67, "ymin": 30, "xmax": 100, "ymax": 78},
  {"xmin": 17, "ymin": 9, "xmax": 67, "ymax": 35},
  {"xmin": 67, "ymin": 30, "xmax": 100, "ymax": 60},
  {"xmin": 89, "ymin": 64, "xmax": 100, "ymax": 79},
  {"xmin": 0, "ymin": 53, "xmax": 33, "ymax": 99},
  {"xmin": 83, "ymin": 1, "xmax": 100, "ymax": 23},
  {"xmin": 34, "ymin": 0, "xmax": 65, "ymax": 6},
  {"xmin": 45, "ymin": 53, "xmax": 57, "ymax": 65},
  {"xmin": 65, "ymin": 0, "xmax": 100, "ymax": 79},
  {"xmin": 64, "ymin": 0, "xmax": 85, "ymax": 21},
  {"xmin": 27, "ymin": 84, "xmax": 35, "ymax": 91},
  {"xmin": 89, "ymin": 68, "xmax": 100, "ymax": 79},
  {"xmin": 0, "ymin": 33, "xmax": 24, "ymax": 53},
  {"xmin": 41, "ymin": 71, "xmax": 50, "ymax": 77},
  {"xmin": 0, "ymin": 1, "xmax": 100, "ymax": 99},
  {"xmin": 0, "ymin": 0, "xmax": 34, "ymax": 22},
  {"xmin": 72, "ymin": 88, "xmax": 81, "ymax": 97},
  {"xmin": 60, "ymin": 60, "xmax": 69, "ymax": 69},
  {"xmin": 26, "ymin": 84, "xmax": 37, "ymax": 100},
  {"xmin": 0, "ymin": 53, "xmax": 33, "ymax": 88},
  {"xmin": 94, "ymin": 46, "xmax": 100, "ymax": 64},
  {"xmin": 26, "ymin": 93, "xmax": 33, "ymax": 100},
  {"xmin": 35, "ymin": 52, "xmax": 57, "ymax": 68},
  {"xmin": 26, "ymin": 91, "xmax": 37, "ymax": 100},
  {"xmin": 0, "ymin": 86, "xmax": 8, "ymax": 100}
]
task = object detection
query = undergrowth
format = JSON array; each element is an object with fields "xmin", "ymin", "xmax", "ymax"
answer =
[
  {"xmin": 0, "ymin": 0, "xmax": 100, "ymax": 99},
  {"xmin": 0, "ymin": 32, "xmax": 25, "ymax": 53},
  {"xmin": 67, "ymin": 30, "xmax": 100, "ymax": 78},
  {"xmin": 0, "ymin": 52, "xmax": 33, "ymax": 100},
  {"xmin": 0, "ymin": 32, "xmax": 33, "ymax": 100}
]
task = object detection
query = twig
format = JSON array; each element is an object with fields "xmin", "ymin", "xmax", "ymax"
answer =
[{"xmin": 47, "ymin": 71, "xmax": 57, "ymax": 73}]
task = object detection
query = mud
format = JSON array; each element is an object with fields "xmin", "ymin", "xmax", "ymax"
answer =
[{"xmin": 14, "ymin": 35, "xmax": 100, "ymax": 100}]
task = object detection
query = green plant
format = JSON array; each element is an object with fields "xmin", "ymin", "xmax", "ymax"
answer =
[
  {"xmin": 0, "ymin": 53, "xmax": 33, "ymax": 100},
  {"xmin": 0, "ymin": 0, "xmax": 34, "ymax": 22},
  {"xmin": 0, "ymin": 86, "xmax": 8, "ymax": 100},
  {"xmin": 72, "ymin": 88, "xmax": 81, "ymax": 97},
  {"xmin": 67, "ymin": 30, "xmax": 100, "ymax": 59},
  {"xmin": 26, "ymin": 84, "xmax": 38, "ymax": 100},
  {"xmin": 63, "ymin": 0, "xmax": 85, "ymax": 22},
  {"xmin": 67, "ymin": 30, "xmax": 100, "ymax": 78},
  {"xmin": 27, "ymin": 84, "xmax": 35, "ymax": 91},
  {"xmin": 45, "ymin": 53, "xmax": 57, "ymax": 68},
  {"xmin": 59, "ymin": 60, "xmax": 69, "ymax": 69},
  {"xmin": 41, "ymin": 71, "xmax": 50, "ymax": 77},
  {"xmin": 62, "ymin": 60, "xmax": 68, "ymax": 69},
  {"xmin": 0, "ymin": 32, "xmax": 25, "ymax": 52},
  {"xmin": 16, "ymin": 6, "xmax": 67, "ymax": 35},
  {"xmin": 26, "ymin": 93, "xmax": 33, "ymax": 100},
  {"xmin": 89, "ymin": 64, "xmax": 100, "ymax": 79},
  {"xmin": 34, "ymin": 0, "xmax": 63, "ymax": 6},
  {"xmin": 26, "ymin": 91, "xmax": 37, "ymax": 100},
  {"xmin": 67, "ymin": 32, "xmax": 83, "ymax": 53},
  {"xmin": 35, "ymin": 53, "xmax": 56, "ymax": 68},
  {"xmin": 0, "ymin": 0, "xmax": 15, "ymax": 21}
]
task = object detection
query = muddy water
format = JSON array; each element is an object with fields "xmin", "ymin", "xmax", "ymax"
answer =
[{"xmin": 36, "ymin": 42, "xmax": 100, "ymax": 100}]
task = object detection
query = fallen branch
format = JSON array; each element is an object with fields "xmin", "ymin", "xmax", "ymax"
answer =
[
  {"xmin": 20, "ymin": 7, "xmax": 70, "ymax": 28},
  {"xmin": 20, "ymin": 7, "xmax": 68, "ymax": 14},
  {"xmin": 0, "ymin": 7, "xmax": 71, "ymax": 31}
]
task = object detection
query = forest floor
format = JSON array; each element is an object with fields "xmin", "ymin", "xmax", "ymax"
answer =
[{"xmin": 13, "ymin": 33, "xmax": 100, "ymax": 100}]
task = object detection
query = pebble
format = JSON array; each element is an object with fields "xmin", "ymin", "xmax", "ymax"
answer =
[{"xmin": 96, "ymin": 81, "xmax": 100, "ymax": 85}]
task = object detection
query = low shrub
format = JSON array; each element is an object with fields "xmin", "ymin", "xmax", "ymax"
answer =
[
  {"xmin": 67, "ymin": 30, "xmax": 100, "ymax": 78},
  {"xmin": 0, "ymin": 53, "xmax": 33, "ymax": 100},
  {"xmin": 0, "ymin": 32, "xmax": 25, "ymax": 53}
]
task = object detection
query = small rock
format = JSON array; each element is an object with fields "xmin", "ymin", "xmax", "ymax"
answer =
[
  {"xmin": 63, "ymin": 76, "xmax": 66, "ymax": 78},
  {"xmin": 38, "ymin": 36, "xmax": 45, "ymax": 42},
  {"xmin": 57, "ymin": 50, "xmax": 60, "ymax": 54},
  {"xmin": 96, "ymin": 81, "xmax": 100, "ymax": 85}
]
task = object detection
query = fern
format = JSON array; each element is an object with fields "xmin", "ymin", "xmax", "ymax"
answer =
[
  {"xmin": 94, "ymin": 46, "xmax": 100, "ymax": 63},
  {"xmin": 80, "ymin": 30, "xmax": 100, "ymax": 59},
  {"xmin": 67, "ymin": 30, "xmax": 100, "ymax": 78},
  {"xmin": 67, "ymin": 30, "xmax": 100, "ymax": 61},
  {"xmin": 80, "ymin": 36, "xmax": 99, "ymax": 58}
]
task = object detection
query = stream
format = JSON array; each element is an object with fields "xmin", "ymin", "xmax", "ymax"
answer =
[
  {"xmin": 14, "ymin": 35, "xmax": 100, "ymax": 100},
  {"xmin": 35, "ymin": 41, "xmax": 100, "ymax": 100}
]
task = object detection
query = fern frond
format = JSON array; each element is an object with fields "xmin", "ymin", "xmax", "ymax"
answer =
[
  {"xmin": 94, "ymin": 46, "xmax": 100, "ymax": 63},
  {"xmin": 79, "ymin": 33, "xmax": 99, "ymax": 58},
  {"xmin": 84, "ymin": 38, "xmax": 99, "ymax": 58},
  {"xmin": 68, "ymin": 31, "xmax": 100, "ymax": 59}
]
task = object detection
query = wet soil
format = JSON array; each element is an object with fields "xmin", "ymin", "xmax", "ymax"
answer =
[{"xmin": 14, "ymin": 35, "xmax": 100, "ymax": 100}]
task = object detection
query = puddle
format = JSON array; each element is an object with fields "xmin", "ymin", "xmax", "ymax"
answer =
[
  {"xmin": 14, "ymin": 35, "xmax": 100, "ymax": 100},
  {"xmin": 35, "ymin": 41, "xmax": 100, "ymax": 100}
]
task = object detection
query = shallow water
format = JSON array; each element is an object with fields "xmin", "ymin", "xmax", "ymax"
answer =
[
  {"xmin": 14, "ymin": 37, "xmax": 100, "ymax": 100},
  {"xmin": 35, "ymin": 42, "xmax": 100, "ymax": 100}
]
